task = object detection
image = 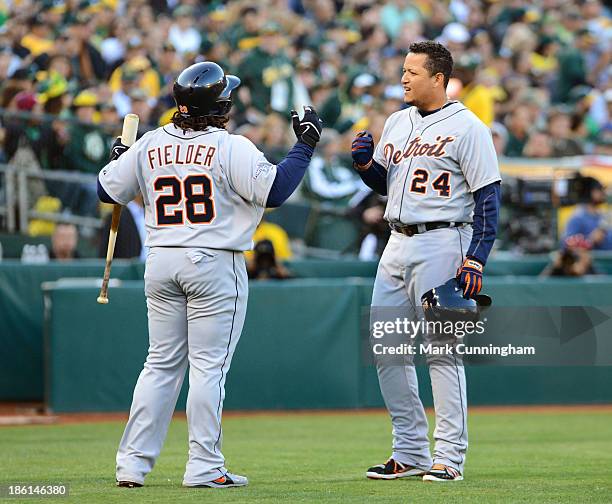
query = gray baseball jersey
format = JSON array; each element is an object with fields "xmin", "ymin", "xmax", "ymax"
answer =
[
  {"xmin": 105, "ymin": 123, "xmax": 276, "ymax": 486},
  {"xmin": 373, "ymin": 101, "xmax": 501, "ymax": 224},
  {"xmin": 369, "ymin": 100, "xmax": 501, "ymax": 477},
  {"xmin": 98, "ymin": 123, "xmax": 277, "ymax": 250}
]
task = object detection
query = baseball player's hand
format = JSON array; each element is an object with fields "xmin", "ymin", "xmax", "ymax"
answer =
[
  {"xmin": 456, "ymin": 257, "xmax": 484, "ymax": 299},
  {"xmin": 351, "ymin": 130, "xmax": 374, "ymax": 170},
  {"xmin": 110, "ymin": 137, "xmax": 129, "ymax": 161},
  {"xmin": 290, "ymin": 106, "xmax": 323, "ymax": 148}
]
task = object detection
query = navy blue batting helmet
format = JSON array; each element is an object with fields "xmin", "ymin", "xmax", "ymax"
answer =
[
  {"xmin": 173, "ymin": 61, "xmax": 241, "ymax": 118},
  {"xmin": 421, "ymin": 278, "xmax": 491, "ymax": 323}
]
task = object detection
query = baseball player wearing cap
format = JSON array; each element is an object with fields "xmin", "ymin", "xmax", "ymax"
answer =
[
  {"xmin": 351, "ymin": 41, "xmax": 501, "ymax": 482},
  {"xmin": 97, "ymin": 61, "xmax": 323, "ymax": 489}
]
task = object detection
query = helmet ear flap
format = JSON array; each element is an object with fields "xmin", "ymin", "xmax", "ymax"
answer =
[{"xmin": 208, "ymin": 99, "xmax": 232, "ymax": 117}]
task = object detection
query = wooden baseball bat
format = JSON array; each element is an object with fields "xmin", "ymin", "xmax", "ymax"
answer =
[{"xmin": 97, "ymin": 113, "xmax": 139, "ymax": 304}]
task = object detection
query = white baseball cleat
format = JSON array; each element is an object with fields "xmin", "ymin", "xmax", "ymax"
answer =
[{"xmin": 422, "ymin": 463, "xmax": 464, "ymax": 482}]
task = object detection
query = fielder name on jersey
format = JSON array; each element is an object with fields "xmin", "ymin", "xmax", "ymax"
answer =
[
  {"xmin": 99, "ymin": 124, "xmax": 277, "ymax": 251},
  {"xmin": 372, "ymin": 101, "xmax": 500, "ymax": 225},
  {"xmin": 146, "ymin": 144, "xmax": 217, "ymax": 170}
]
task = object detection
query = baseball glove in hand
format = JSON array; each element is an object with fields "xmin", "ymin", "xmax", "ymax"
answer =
[
  {"xmin": 351, "ymin": 130, "xmax": 374, "ymax": 170},
  {"xmin": 457, "ymin": 257, "xmax": 484, "ymax": 299},
  {"xmin": 290, "ymin": 106, "xmax": 323, "ymax": 148},
  {"xmin": 110, "ymin": 137, "xmax": 129, "ymax": 161}
]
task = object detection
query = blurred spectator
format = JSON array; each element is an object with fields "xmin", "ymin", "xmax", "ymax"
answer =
[
  {"xmin": 246, "ymin": 217, "xmax": 293, "ymax": 264},
  {"xmin": 64, "ymin": 91, "xmax": 110, "ymax": 174},
  {"xmin": 491, "ymin": 122, "xmax": 509, "ymax": 156},
  {"xmin": 504, "ymin": 105, "xmax": 532, "ymax": 157},
  {"xmin": 554, "ymin": 28, "xmax": 592, "ymax": 104},
  {"xmin": 596, "ymin": 89, "xmax": 612, "ymax": 153},
  {"xmin": 541, "ymin": 242, "xmax": 595, "ymax": 277},
  {"xmin": 129, "ymin": 89, "xmax": 154, "ymax": 129},
  {"xmin": 50, "ymin": 223, "xmax": 79, "ymax": 261},
  {"xmin": 224, "ymin": 6, "xmax": 261, "ymax": 51},
  {"xmin": 547, "ymin": 108, "xmax": 584, "ymax": 157},
  {"xmin": 522, "ymin": 130, "xmax": 553, "ymax": 158},
  {"xmin": 238, "ymin": 22, "xmax": 293, "ymax": 116},
  {"xmin": 564, "ymin": 177, "xmax": 612, "ymax": 251},
  {"xmin": 64, "ymin": 16, "xmax": 107, "ymax": 87},
  {"xmin": 0, "ymin": 0, "xmax": 609, "ymax": 248},
  {"xmin": 259, "ymin": 112, "xmax": 291, "ymax": 163},
  {"xmin": 302, "ymin": 129, "xmax": 365, "ymax": 205},
  {"xmin": 168, "ymin": 6, "xmax": 202, "ymax": 55},
  {"xmin": 349, "ymin": 190, "xmax": 390, "ymax": 261},
  {"xmin": 455, "ymin": 54, "xmax": 495, "ymax": 126},
  {"xmin": 21, "ymin": 15, "xmax": 53, "ymax": 58},
  {"xmin": 99, "ymin": 194, "xmax": 146, "ymax": 260},
  {"xmin": 247, "ymin": 239, "xmax": 291, "ymax": 280}
]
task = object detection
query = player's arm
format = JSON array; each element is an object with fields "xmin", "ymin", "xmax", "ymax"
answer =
[
  {"xmin": 456, "ymin": 120, "xmax": 502, "ymax": 298},
  {"xmin": 265, "ymin": 107, "xmax": 323, "ymax": 207},
  {"xmin": 97, "ymin": 137, "xmax": 140, "ymax": 204},
  {"xmin": 465, "ymin": 181, "xmax": 501, "ymax": 265},
  {"xmin": 225, "ymin": 107, "xmax": 322, "ymax": 208}
]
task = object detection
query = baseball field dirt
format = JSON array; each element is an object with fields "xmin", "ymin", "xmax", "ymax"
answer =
[{"xmin": 1, "ymin": 408, "xmax": 611, "ymax": 503}]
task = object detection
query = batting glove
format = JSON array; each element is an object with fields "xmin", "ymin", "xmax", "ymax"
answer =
[
  {"xmin": 456, "ymin": 257, "xmax": 484, "ymax": 299},
  {"xmin": 290, "ymin": 106, "xmax": 323, "ymax": 148},
  {"xmin": 351, "ymin": 130, "xmax": 374, "ymax": 170},
  {"xmin": 110, "ymin": 137, "xmax": 129, "ymax": 161}
]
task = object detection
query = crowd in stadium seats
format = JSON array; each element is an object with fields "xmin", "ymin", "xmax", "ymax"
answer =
[{"xmin": 0, "ymin": 0, "xmax": 610, "ymax": 258}]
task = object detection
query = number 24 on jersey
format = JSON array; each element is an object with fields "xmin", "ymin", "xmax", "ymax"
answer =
[{"xmin": 409, "ymin": 168, "xmax": 451, "ymax": 198}]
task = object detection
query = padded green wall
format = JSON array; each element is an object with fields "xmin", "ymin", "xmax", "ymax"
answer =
[
  {"xmin": 3, "ymin": 259, "xmax": 612, "ymax": 405},
  {"xmin": 43, "ymin": 277, "xmax": 612, "ymax": 413}
]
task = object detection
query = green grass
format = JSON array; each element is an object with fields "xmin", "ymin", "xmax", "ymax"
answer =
[{"xmin": 1, "ymin": 410, "xmax": 611, "ymax": 503}]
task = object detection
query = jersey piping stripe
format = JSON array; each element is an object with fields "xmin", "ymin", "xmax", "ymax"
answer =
[
  {"xmin": 213, "ymin": 252, "xmax": 238, "ymax": 455},
  {"xmin": 162, "ymin": 126, "xmax": 221, "ymax": 140},
  {"xmin": 470, "ymin": 192, "xmax": 493, "ymax": 260},
  {"xmin": 394, "ymin": 111, "xmax": 414, "ymax": 218},
  {"xmin": 397, "ymin": 107, "xmax": 468, "ymax": 223},
  {"xmin": 452, "ymin": 351, "xmax": 466, "ymax": 466},
  {"xmin": 454, "ymin": 224, "xmax": 467, "ymax": 466}
]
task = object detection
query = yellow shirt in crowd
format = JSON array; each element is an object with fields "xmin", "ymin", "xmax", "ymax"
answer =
[
  {"xmin": 244, "ymin": 221, "xmax": 293, "ymax": 262},
  {"xmin": 460, "ymin": 83, "xmax": 495, "ymax": 126}
]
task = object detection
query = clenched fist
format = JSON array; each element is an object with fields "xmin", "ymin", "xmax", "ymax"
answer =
[{"xmin": 352, "ymin": 130, "xmax": 374, "ymax": 170}]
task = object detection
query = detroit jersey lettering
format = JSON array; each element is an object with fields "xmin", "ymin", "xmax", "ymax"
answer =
[
  {"xmin": 372, "ymin": 101, "xmax": 501, "ymax": 224},
  {"xmin": 98, "ymin": 123, "xmax": 277, "ymax": 250}
]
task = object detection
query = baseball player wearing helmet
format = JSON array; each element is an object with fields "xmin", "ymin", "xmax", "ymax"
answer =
[
  {"xmin": 97, "ymin": 61, "xmax": 322, "ymax": 488},
  {"xmin": 352, "ymin": 42, "xmax": 501, "ymax": 482}
]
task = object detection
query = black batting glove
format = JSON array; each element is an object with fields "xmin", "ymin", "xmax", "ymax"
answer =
[
  {"xmin": 109, "ymin": 137, "xmax": 129, "ymax": 161},
  {"xmin": 290, "ymin": 106, "xmax": 323, "ymax": 149}
]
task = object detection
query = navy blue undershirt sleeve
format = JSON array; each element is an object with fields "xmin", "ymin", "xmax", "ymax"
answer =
[
  {"xmin": 356, "ymin": 160, "xmax": 388, "ymax": 195},
  {"xmin": 97, "ymin": 177, "xmax": 119, "ymax": 204},
  {"xmin": 266, "ymin": 141, "xmax": 314, "ymax": 208},
  {"xmin": 467, "ymin": 181, "xmax": 501, "ymax": 265}
]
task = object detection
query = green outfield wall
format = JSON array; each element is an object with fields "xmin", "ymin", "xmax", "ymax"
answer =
[
  {"xmin": 42, "ymin": 277, "xmax": 612, "ymax": 413},
  {"xmin": 2, "ymin": 259, "xmax": 612, "ymax": 407}
]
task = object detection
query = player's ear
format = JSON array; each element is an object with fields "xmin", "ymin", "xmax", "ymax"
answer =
[{"xmin": 433, "ymin": 72, "xmax": 445, "ymax": 88}]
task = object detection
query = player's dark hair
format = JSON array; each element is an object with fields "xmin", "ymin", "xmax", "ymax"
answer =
[
  {"xmin": 171, "ymin": 111, "xmax": 228, "ymax": 131},
  {"xmin": 408, "ymin": 41, "xmax": 454, "ymax": 87}
]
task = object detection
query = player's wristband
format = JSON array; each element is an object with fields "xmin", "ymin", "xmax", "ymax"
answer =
[{"xmin": 353, "ymin": 160, "xmax": 373, "ymax": 172}]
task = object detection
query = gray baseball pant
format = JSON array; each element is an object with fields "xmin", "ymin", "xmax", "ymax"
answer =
[
  {"xmin": 115, "ymin": 247, "xmax": 247, "ymax": 486},
  {"xmin": 372, "ymin": 227, "xmax": 471, "ymax": 473}
]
